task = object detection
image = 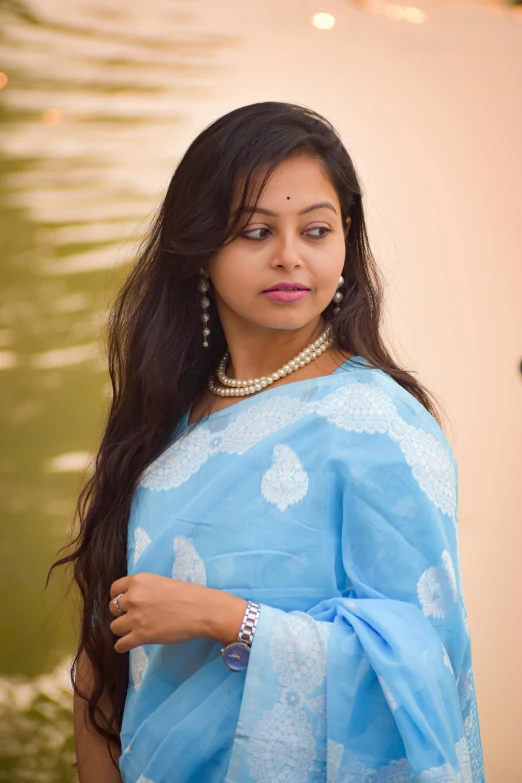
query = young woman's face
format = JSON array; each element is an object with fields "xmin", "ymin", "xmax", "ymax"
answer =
[{"xmin": 207, "ymin": 154, "xmax": 350, "ymax": 334}]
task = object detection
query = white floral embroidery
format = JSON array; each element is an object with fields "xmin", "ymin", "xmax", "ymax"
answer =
[
  {"xmin": 372, "ymin": 758, "xmax": 411, "ymax": 782},
  {"xmin": 140, "ymin": 427, "xmax": 213, "ymax": 490},
  {"xmin": 130, "ymin": 646, "xmax": 148, "ymax": 692},
  {"xmin": 172, "ymin": 536, "xmax": 207, "ymax": 585},
  {"xmin": 327, "ymin": 739, "xmax": 344, "ymax": 783},
  {"xmin": 270, "ymin": 613, "xmax": 329, "ymax": 692},
  {"xmin": 249, "ymin": 613, "xmax": 330, "ymax": 782},
  {"xmin": 249, "ymin": 702, "xmax": 316, "ymax": 783},
  {"xmin": 316, "ymin": 383, "xmax": 457, "ymax": 522},
  {"xmin": 261, "ymin": 444, "xmax": 309, "ymax": 511},
  {"xmin": 464, "ymin": 713, "xmax": 473, "ymax": 736},
  {"xmin": 441, "ymin": 642, "xmax": 454, "ymax": 673},
  {"xmin": 317, "ymin": 381, "xmax": 398, "ymax": 434},
  {"xmin": 465, "ymin": 688, "xmax": 484, "ymax": 783},
  {"xmin": 455, "ymin": 736, "xmax": 473, "ymax": 783},
  {"xmin": 378, "ymin": 675, "xmax": 398, "ymax": 710},
  {"xmin": 417, "ymin": 550, "xmax": 458, "ymax": 619},
  {"xmin": 441, "ymin": 550, "xmax": 458, "ymax": 596},
  {"xmin": 133, "ymin": 527, "xmax": 151, "ymax": 566},
  {"xmin": 221, "ymin": 395, "xmax": 312, "ymax": 455},
  {"xmin": 281, "ymin": 687, "xmax": 304, "ymax": 709},
  {"xmin": 337, "ymin": 756, "xmax": 412, "ymax": 782},
  {"xmin": 307, "ymin": 693, "xmax": 327, "ymax": 734},
  {"xmin": 419, "ymin": 763, "xmax": 458, "ymax": 782},
  {"xmin": 462, "ymin": 605, "xmax": 470, "ymax": 636},
  {"xmin": 329, "ymin": 740, "xmax": 474, "ymax": 783},
  {"xmin": 454, "ymin": 536, "xmax": 469, "ymax": 637},
  {"xmin": 138, "ymin": 382, "xmax": 457, "ymax": 530},
  {"xmin": 136, "ymin": 778, "xmax": 155, "ymax": 783},
  {"xmin": 458, "ymin": 666, "xmax": 474, "ymax": 711},
  {"xmin": 139, "ymin": 396, "xmax": 310, "ymax": 491}
]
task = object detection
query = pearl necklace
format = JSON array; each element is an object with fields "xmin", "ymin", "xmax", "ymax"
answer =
[{"xmin": 208, "ymin": 324, "xmax": 334, "ymax": 397}]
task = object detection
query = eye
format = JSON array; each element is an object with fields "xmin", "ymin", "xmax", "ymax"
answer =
[
  {"xmin": 241, "ymin": 227, "xmax": 271, "ymax": 240},
  {"xmin": 304, "ymin": 226, "xmax": 331, "ymax": 239},
  {"xmin": 240, "ymin": 226, "xmax": 332, "ymax": 241}
]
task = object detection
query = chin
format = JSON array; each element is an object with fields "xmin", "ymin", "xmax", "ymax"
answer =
[
  {"xmin": 232, "ymin": 301, "xmax": 329, "ymax": 333},
  {"xmin": 253, "ymin": 316, "xmax": 320, "ymax": 332}
]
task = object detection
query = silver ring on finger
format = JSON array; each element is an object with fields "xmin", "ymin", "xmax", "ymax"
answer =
[{"xmin": 112, "ymin": 593, "xmax": 125, "ymax": 616}]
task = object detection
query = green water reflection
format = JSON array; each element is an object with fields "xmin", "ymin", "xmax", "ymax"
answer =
[{"xmin": 0, "ymin": 0, "xmax": 236, "ymax": 778}]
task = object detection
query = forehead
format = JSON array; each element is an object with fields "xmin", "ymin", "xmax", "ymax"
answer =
[{"xmin": 232, "ymin": 154, "xmax": 339, "ymax": 211}]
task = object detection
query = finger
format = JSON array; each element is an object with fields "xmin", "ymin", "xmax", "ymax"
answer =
[
  {"xmin": 110, "ymin": 577, "xmax": 130, "ymax": 600},
  {"xmin": 109, "ymin": 614, "xmax": 133, "ymax": 638},
  {"xmin": 108, "ymin": 592, "xmax": 127, "ymax": 617},
  {"xmin": 114, "ymin": 632, "xmax": 139, "ymax": 654}
]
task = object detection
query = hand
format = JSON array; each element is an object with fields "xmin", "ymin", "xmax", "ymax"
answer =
[{"xmin": 109, "ymin": 573, "xmax": 248, "ymax": 653}]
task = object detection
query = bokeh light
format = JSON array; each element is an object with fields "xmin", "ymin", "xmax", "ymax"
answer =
[
  {"xmin": 41, "ymin": 108, "xmax": 62, "ymax": 125},
  {"xmin": 311, "ymin": 12, "xmax": 336, "ymax": 30},
  {"xmin": 403, "ymin": 6, "xmax": 426, "ymax": 24}
]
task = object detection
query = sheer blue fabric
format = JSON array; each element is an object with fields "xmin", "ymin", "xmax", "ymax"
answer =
[{"xmin": 119, "ymin": 358, "xmax": 485, "ymax": 783}]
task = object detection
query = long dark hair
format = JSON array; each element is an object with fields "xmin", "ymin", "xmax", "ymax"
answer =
[{"xmin": 49, "ymin": 101, "xmax": 443, "ymax": 755}]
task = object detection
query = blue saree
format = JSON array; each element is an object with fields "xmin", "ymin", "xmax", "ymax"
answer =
[{"xmin": 119, "ymin": 357, "xmax": 485, "ymax": 783}]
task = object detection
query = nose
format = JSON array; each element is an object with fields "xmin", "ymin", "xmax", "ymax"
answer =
[{"xmin": 270, "ymin": 232, "xmax": 303, "ymax": 271}]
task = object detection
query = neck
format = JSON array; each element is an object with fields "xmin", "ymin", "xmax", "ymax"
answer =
[{"xmin": 223, "ymin": 318, "xmax": 327, "ymax": 382}]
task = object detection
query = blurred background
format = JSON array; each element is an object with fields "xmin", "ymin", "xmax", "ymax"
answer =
[{"xmin": 0, "ymin": 0, "xmax": 520, "ymax": 780}]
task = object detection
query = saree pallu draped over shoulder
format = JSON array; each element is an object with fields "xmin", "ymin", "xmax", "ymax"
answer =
[{"xmin": 119, "ymin": 358, "xmax": 485, "ymax": 783}]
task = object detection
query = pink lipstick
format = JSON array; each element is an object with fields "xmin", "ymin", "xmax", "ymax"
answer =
[{"xmin": 262, "ymin": 282, "xmax": 310, "ymax": 303}]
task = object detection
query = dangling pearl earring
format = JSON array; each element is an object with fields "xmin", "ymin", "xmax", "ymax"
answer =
[
  {"xmin": 198, "ymin": 269, "xmax": 210, "ymax": 347},
  {"xmin": 332, "ymin": 275, "xmax": 344, "ymax": 314}
]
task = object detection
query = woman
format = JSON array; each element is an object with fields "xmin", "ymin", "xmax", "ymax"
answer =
[{"xmin": 52, "ymin": 101, "xmax": 485, "ymax": 783}]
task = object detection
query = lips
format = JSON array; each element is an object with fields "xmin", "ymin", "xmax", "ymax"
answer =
[
  {"xmin": 262, "ymin": 283, "xmax": 310, "ymax": 293},
  {"xmin": 262, "ymin": 283, "xmax": 311, "ymax": 303}
]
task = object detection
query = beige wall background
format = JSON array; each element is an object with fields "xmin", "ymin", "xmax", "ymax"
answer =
[{"xmin": 190, "ymin": 1, "xmax": 522, "ymax": 777}]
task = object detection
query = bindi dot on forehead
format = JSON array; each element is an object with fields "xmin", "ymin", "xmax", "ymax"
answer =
[{"xmin": 287, "ymin": 196, "xmax": 290, "ymax": 200}]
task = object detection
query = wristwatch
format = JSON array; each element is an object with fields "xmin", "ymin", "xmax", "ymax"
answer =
[{"xmin": 221, "ymin": 601, "xmax": 261, "ymax": 672}]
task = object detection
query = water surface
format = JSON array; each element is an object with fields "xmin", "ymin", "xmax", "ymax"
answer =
[{"xmin": 0, "ymin": 1, "xmax": 237, "ymax": 778}]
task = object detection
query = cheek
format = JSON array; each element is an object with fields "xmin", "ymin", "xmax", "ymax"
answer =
[
  {"xmin": 311, "ymin": 242, "xmax": 346, "ymax": 286},
  {"xmin": 210, "ymin": 250, "xmax": 259, "ymax": 300}
]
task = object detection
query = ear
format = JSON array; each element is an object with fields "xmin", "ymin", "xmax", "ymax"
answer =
[{"xmin": 344, "ymin": 216, "xmax": 352, "ymax": 237}]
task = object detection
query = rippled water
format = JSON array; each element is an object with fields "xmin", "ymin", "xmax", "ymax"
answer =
[{"xmin": 0, "ymin": 0, "xmax": 238, "ymax": 778}]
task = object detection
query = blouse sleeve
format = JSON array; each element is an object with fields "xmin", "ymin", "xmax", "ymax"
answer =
[{"xmin": 224, "ymin": 396, "xmax": 485, "ymax": 783}]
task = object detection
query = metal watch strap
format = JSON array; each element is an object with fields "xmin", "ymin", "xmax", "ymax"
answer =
[{"xmin": 237, "ymin": 601, "xmax": 260, "ymax": 647}]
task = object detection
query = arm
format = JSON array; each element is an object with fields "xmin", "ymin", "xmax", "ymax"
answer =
[
  {"xmin": 108, "ymin": 575, "xmax": 247, "ymax": 651},
  {"xmin": 74, "ymin": 651, "xmax": 123, "ymax": 783}
]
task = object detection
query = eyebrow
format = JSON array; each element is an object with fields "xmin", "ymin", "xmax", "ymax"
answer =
[{"xmin": 234, "ymin": 201, "xmax": 338, "ymax": 218}]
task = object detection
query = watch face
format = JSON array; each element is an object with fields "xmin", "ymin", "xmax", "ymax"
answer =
[{"xmin": 222, "ymin": 642, "xmax": 251, "ymax": 672}]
